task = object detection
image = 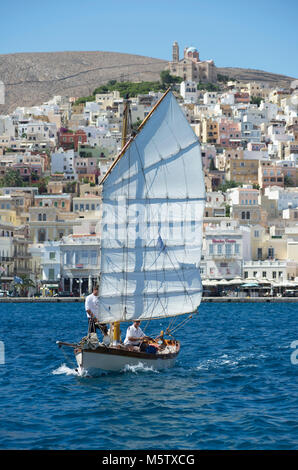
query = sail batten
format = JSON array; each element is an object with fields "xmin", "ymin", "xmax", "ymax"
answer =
[{"xmin": 97, "ymin": 91, "xmax": 205, "ymax": 324}]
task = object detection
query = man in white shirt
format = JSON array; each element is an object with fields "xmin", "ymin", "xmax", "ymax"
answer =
[
  {"xmin": 124, "ymin": 320, "xmax": 146, "ymax": 347},
  {"xmin": 85, "ymin": 285, "xmax": 107, "ymax": 335}
]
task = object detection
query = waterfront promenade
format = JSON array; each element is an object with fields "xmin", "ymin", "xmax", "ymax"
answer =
[{"xmin": 0, "ymin": 297, "xmax": 297, "ymax": 303}]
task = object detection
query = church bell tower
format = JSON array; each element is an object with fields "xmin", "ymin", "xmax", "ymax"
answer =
[{"xmin": 172, "ymin": 41, "xmax": 179, "ymax": 63}]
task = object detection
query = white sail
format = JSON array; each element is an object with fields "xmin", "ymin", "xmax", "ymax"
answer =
[{"xmin": 97, "ymin": 91, "xmax": 205, "ymax": 323}]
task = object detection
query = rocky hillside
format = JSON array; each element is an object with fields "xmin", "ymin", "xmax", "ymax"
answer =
[
  {"xmin": 0, "ymin": 51, "xmax": 168, "ymax": 113},
  {"xmin": 0, "ymin": 51, "xmax": 295, "ymax": 113},
  {"xmin": 217, "ymin": 66, "xmax": 294, "ymax": 88}
]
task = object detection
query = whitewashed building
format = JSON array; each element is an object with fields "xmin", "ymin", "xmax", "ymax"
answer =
[
  {"xmin": 180, "ymin": 81, "xmax": 198, "ymax": 103},
  {"xmin": 51, "ymin": 148, "xmax": 77, "ymax": 180},
  {"xmin": 203, "ymin": 221, "xmax": 251, "ymax": 279}
]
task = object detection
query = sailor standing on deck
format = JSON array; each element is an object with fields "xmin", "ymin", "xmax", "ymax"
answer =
[
  {"xmin": 85, "ymin": 285, "xmax": 108, "ymax": 339},
  {"xmin": 85, "ymin": 285, "xmax": 100, "ymax": 333}
]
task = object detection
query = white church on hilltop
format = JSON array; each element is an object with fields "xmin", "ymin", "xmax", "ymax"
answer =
[{"xmin": 168, "ymin": 41, "xmax": 217, "ymax": 84}]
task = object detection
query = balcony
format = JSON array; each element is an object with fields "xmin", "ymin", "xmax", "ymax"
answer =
[{"xmin": 0, "ymin": 256, "xmax": 14, "ymax": 262}]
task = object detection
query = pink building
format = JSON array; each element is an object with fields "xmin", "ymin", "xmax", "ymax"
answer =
[
  {"xmin": 75, "ymin": 157, "xmax": 98, "ymax": 175},
  {"xmin": 201, "ymin": 144, "xmax": 216, "ymax": 171},
  {"xmin": 234, "ymin": 92, "xmax": 250, "ymax": 104},
  {"xmin": 11, "ymin": 163, "xmax": 42, "ymax": 180},
  {"xmin": 218, "ymin": 120, "xmax": 241, "ymax": 148},
  {"xmin": 258, "ymin": 162, "xmax": 284, "ymax": 189},
  {"xmin": 247, "ymin": 142, "xmax": 264, "ymax": 151}
]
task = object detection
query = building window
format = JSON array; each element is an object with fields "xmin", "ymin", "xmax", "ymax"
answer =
[
  {"xmin": 272, "ymin": 271, "xmax": 276, "ymax": 279},
  {"xmin": 43, "ymin": 214, "xmax": 46, "ymax": 221},
  {"xmin": 48, "ymin": 268, "xmax": 55, "ymax": 280},
  {"xmin": 262, "ymin": 271, "xmax": 267, "ymax": 278},
  {"xmin": 244, "ymin": 271, "xmax": 248, "ymax": 279},
  {"xmin": 225, "ymin": 244, "xmax": 232, "ymax": 256},
  {"xmin": 209, "ymin": 244, "xmax": 214, "ymax": 255},
  {"xmin": 268, "ymin": 247, "xmax": 274, "ymax": 259},
  {"xmin": 49, "ymin": 252, "xmax": 56, "ymax": 260}
]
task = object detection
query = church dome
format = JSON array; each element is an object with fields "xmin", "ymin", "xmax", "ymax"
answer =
[{"xmin": 186, "ymin": 46, "xmax": 197, "ymax": 53}]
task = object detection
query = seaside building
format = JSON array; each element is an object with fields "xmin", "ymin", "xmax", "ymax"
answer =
[
  {"xmin": 203, "ymin": 220, "xmax": 251, "ymax": 279},
  {"xmin": 59, "ymin": 234, "xmax": 101, "ymax": 294}
]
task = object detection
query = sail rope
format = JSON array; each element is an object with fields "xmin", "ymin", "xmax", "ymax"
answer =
[
  {"xmin": 166, "ymin": 313, "xmax": 195, "ymax": 336},
  {"xmin": 60, "ymin": 344, "xmax": 77, "ymax": 369}
]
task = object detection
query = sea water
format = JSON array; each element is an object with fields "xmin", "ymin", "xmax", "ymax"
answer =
[{"xmin": 0, "ymin": 302, "xmax": 297, "ymax": 449}]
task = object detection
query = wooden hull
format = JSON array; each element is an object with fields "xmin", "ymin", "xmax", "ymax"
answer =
[{"xmin": 74, "ymin": 343, "xmax": 180, "ymax": 373}]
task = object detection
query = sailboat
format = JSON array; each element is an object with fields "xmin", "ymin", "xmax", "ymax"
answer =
[{"xmin": 57, "ymin": 89, "xmax": 205, "ymax": 373}]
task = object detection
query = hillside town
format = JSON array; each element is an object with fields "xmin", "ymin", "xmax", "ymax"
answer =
[{"xmin": 0, "ymin": 43, "xmax": 298, "ymax": 298}]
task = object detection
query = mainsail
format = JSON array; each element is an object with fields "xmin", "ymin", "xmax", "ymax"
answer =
[{"xmin": 97, "ymin": 90, "xmax": 205, "ymax": 323}]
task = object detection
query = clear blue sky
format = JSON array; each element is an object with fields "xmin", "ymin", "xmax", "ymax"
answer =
[{"xmin": 1, "ymin": 0, "xmax": 297, "ymax": 78}]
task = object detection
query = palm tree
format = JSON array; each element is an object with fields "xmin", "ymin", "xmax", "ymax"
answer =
[{"xmin": 13, "ymin": 275, "xmax": 35, "ymax": 297}]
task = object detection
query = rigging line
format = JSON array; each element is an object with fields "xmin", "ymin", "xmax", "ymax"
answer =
[
  {"xmin": 167, "ymin": 313, "xmax": 196, "ymax": 335},
  {"xmin": 124, "ymin": 146, "xmax": 131, "ymax": 318}
]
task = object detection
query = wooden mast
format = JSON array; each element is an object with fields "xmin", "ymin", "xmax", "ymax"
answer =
[
  {"xmin": 100, "ymin": 87, "xmax": 171, "ymax": 186},
  {"xmin": 113, "ymin": 94, "xmax": 132, "ymax": 344}
]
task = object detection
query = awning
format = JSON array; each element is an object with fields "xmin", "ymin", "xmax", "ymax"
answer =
[{"xmin": 241, "ymin": 283, "xmax": 260, "ymax": 287}]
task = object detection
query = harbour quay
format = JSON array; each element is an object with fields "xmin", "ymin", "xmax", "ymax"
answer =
[{"xmin": 0, "ymin": 296, "xmax": 297, "ymax": 303}]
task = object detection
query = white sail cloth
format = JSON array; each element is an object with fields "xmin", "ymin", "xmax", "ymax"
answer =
[{"xmin": 97, "ymin": 91, "xmax": 205, "ymax": 323}]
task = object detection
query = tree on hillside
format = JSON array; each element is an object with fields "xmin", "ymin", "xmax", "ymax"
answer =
[
  {"xmin": 217, "ymin": 180, "xmax": 241, "ymax": 192},
  {"xmin": 197, "ymin": 82, "xmax": 220, "ymax": 92},
  {"xmin": 160, "ymin": 70, "xmax": 182, "ymax": 87},
  {"xmin": 284, "ymin": 175, "xmax": 294, "ymax": 187},
  {"xmin": 250, "ymin": 96, "xmax": 262, "ymax": 106},
  {"xmin": 0, "ymin": 169, "xmax": 24, "ymax": 187},
  {"xmin": 209, "ymin": 157, "xmax": 216, "ymax": 171}
]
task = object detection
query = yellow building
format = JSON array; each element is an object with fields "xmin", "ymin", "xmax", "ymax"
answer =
[
  {"xmin": 250, "ymin": 225, "xmax": 289, "ymax": 261},
  {"xmin": 225, "ymin": 158, "xmax": 259, "ymax": 185},
  {"xmin": 201, "ymin": 119, "xmax": 219, "ymax": 144},
  {"xmin": 0, "ymin": 208, "xmax": 22, "ymax": 226},
  {"xmin": 29, "ymin": 207, "xmax": 80, "ymax": 242}
]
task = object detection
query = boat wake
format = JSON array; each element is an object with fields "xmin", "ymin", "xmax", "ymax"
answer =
[{"xmin": 122, "ymin": 362, "xmax": 159, "ymax": 374}]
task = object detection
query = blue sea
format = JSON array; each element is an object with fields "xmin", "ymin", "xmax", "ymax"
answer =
[{"xmin": 0, "ymin": 302, "xmax": 297, "ymax": 450}]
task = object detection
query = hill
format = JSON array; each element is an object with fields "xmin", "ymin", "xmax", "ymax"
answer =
[
  {"xmin": 217, "ymin": 66, "xmax": 295, "ymax": 87},
  {"xmin": 0, "ymin": 51, "xmax": 295, "ymax": 113}
]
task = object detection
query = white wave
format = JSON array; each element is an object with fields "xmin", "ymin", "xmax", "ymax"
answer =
[
  {"xmin": 122, "ymin": 362, "xmax": 159, "ymax": 374},
  {"xmin": 52, "ymin": 363, "xmax": 80, "ymax": 376},
  {"xmin": 196, "ymin": 353, "xmax": 263, "ymax": 371}
]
